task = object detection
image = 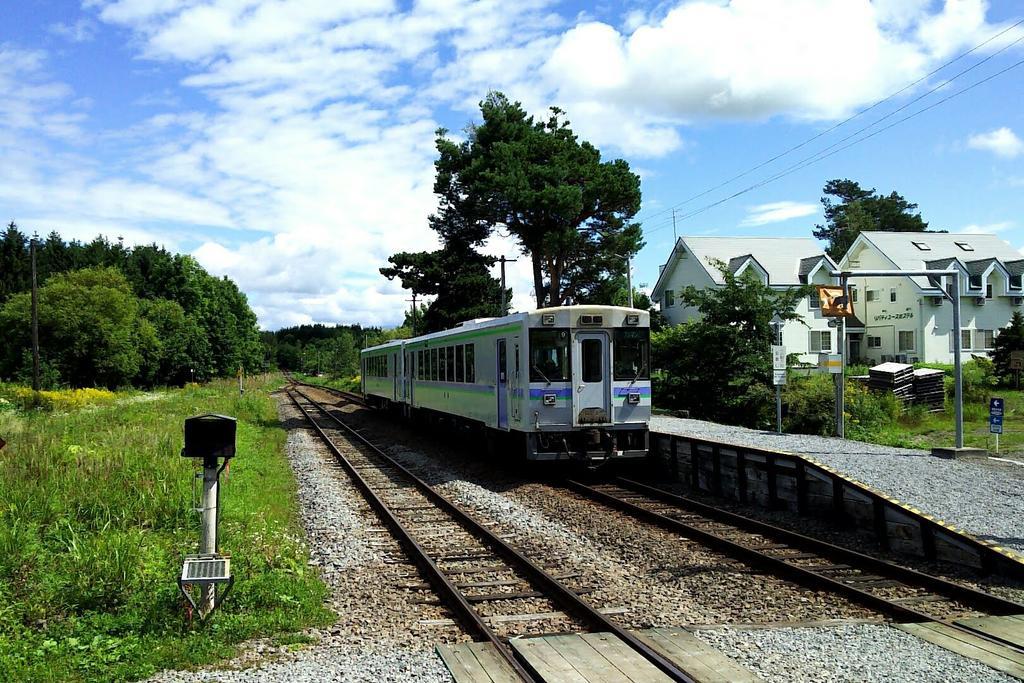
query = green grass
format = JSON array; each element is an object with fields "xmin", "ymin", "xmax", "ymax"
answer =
[
  {"xmin": 0, "ymin": 375, "xmax": 333, "ymax": 682},
  {"xmin": 878, "ymin": 389, "xmax": 1024, "ymax": 454},
  {"xmin": 291, "ymin": 372, "xmax": 360, "ymax": 393}
]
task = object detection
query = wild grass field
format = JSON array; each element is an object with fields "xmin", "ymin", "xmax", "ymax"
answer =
[{"xmin": 0, "ymin": 376, "xmax": 332, "ymax": 682}]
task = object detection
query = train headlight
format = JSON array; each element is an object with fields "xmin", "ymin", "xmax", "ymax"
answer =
[
  {"xmin": 543, "ymin": 393, "xmax": 557, "ymax": 406},
  {"xmin": 626, "ymin": 392, "xmax": 641, "ymax": 405},
  {"xmin": 625, "ymin": 314, "xmax": 640, "ymax": 326}
]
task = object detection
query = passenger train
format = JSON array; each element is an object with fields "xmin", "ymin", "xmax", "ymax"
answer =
[{"xmin": 360, "ymin": 305, "xmax": 651, "ymax": 462}]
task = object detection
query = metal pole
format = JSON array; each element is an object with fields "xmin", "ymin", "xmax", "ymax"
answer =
[
  {"xmin": 776, "ymin": 384, "xmax": 782, "ymax": 434},
  {"xmin": 30, "ymin": 235, "xmax": 40, "ymax": 394},
  {"xmin": 626, "ymin": 255, "xmax": 634, "ymax": 308},
  {"xmin": 499, "ymin": 256, "xmax": 507, "ymax": 316},
  {"xmin": 837, "ymin": 316, "xmax": 845, "ymax": 438},
  {"xmin": 952, "ymin": 275, "xmax": 964, "ymax": 449},
  {"xmin": 836, "ymin": 277, "xmax": 847, "ymax": 439},
  {"xmin": 200, "ymin": 457, "xmax": 219, "ymax": 615}
]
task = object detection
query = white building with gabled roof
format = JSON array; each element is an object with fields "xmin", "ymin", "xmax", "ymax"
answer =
[
  {"xmin": 838, "ymin": 232, "xmax": 1024, "ymax": 364},
  {"xmin": 650, "ymin": 236, "xmax": 840, "ymax": 362}
]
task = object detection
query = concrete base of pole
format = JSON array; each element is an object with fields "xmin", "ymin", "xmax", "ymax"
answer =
[{"xmin": 930, "ymin": 446, "xmax": 987, "ymax": 460}]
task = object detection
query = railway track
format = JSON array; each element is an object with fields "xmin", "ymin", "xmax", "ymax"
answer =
[
  {"xmin": 285, "ymin": 385, "xmax": 696, "ymax": 683},
  {"xmin": 566, "ymin": 477, "xmax": 1024, "ymax": 650}
]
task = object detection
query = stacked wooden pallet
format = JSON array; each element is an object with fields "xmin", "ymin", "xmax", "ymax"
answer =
[
  {"xmin": 869, "ymin": 362, "xmax": 915, "ymax": 404},
  {"xmin": 913, "ymin": 368, "xmax": 946, "ymax": 411}
]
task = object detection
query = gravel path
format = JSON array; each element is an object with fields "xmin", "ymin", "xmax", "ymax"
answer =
[
  {"xmin": 651, "ymin": 415, "xmax": 1024, "ymax": 554},
  {"xmin": 694, "ymin": 623, "xmax": 1017, "ymax": 683},
  {"xmin": 146, "ymin": 399, "xmax": 455, "ymax": 683}
]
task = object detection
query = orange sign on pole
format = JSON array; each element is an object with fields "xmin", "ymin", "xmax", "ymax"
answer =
[{"xmin": 816, "ymin": 285, "xmax": 854, "ymax": 317}]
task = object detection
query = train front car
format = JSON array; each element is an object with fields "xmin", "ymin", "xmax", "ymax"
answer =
[{"xmin": 524, "ymin": 306, "xmax": 650, "ymax": 462}]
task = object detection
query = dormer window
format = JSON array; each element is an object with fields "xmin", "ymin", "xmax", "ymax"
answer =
[
  {"xmin": 969, "ymin": 274, "xmax": 982, "ymax": 289},
  {"xmin": 911, "ymin": 241, "xmax": 931, "ymax": 251},
  {"xmin": 1011, "ymin": 274, "xmax": 1023, "ymax": 289},
  {"xmin": 955, "ymin": 241, "xmax": 974, "ymax": 252}
]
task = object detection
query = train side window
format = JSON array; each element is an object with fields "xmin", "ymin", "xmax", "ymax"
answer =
[
  {"xmin": 581, "ymin": 339, "xmax": 602, "ymax": 383},
  {"xmin": 432, "ymin": 348, "xmax": 439, "ymax": 381},
  {"xmin": 438, "ymin": 347, "xmax": 447, "ymax": 382},
  {"xmin": 465, "ymin": 344, "xmax": 475, "ymax": 383},
  {"xmin": 416, "ymin": 351, "xmax": 422, "ymax": 380},
  {"xmin": 455, "ymin": 344, "xmax": 465, "ymax": 382},
  {"xmin": 447, "ymin": 346, "xmax": 456, "ymax": 382}
]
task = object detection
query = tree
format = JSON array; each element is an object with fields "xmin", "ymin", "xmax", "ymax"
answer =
[
  {"xmin": 0, "ymin": 222, "xmax": 29, "ymax": 304},
  {"xmin": 0, "ymin": 268, "xmax": 144, "ymax": 388},
  {"xmin": 433, "ymin": 92, "xmax": 642, "ymax": 308},
  {"xmin": 993, "ymin": 311, "xmax": 1024, "ymax": 385},
  {"xmin": 652, "ymin": 262, "xmax": 808, "ymax": 428},
  {"xmin": 139, "ymin": 299, "xmax": 212, "ymax": 385},
  {"xmin": 812, "ymin": 179, "xmax": 931, "ymax": 259}
]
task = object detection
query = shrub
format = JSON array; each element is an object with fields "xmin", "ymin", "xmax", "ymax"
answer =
[
  {"xmin": 0, "ymin": 387, "xmax": 116, "ymax": 412},
  {"xmin": 784, "ymin": 374, "xmax": 901, "ymax": 437}
]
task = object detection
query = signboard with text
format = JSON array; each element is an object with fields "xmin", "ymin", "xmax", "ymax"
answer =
[{"xmin": 990, "ymin": 397, "xmax": 1004, "ymax": 434}]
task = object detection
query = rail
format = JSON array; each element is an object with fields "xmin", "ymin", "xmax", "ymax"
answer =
[{"xmin": 287, "ymin": 384, "xmax": 697, "ymax": 683}]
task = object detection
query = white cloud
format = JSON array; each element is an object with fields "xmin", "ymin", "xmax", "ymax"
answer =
[
  {"xmin": 740, "ymin": 201, "xmax": 818, "ymax": 226},
  {"xmin": 49, "ymin": 19, "xmax": 99, "ymax": 43},
  {"xmin": 967, "ymin": 127, "xmax": 1024, "ymax": 158},
  {"xmin": 960, "ymin": 221, "xmax": 1014, "ymax": 234}
]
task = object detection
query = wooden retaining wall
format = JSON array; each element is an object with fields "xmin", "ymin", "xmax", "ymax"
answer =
[{"xmin": 651, "ymin": 431, "xmax": 1024, "ymax": 580}]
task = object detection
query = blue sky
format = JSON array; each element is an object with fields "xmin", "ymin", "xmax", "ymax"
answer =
[{"xmin": 2, "ymin": 0, "xmax": 1023, "ymax": 329}]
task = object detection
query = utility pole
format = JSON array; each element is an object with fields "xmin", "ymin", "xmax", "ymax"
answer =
[
  {"xmin": 407, "ymin": 292, "xmax": 419, "ymax": 335},
  {"xmin": 672, "ymin": 208, "xmax": 677, "ymax": 241},
  {"xmin": 30, "ymin": 234, "xmax": 40, "ymax": 394},
  {"xmin": 498, "ymin": 256, "xmax": 517, "ymax": 316}
]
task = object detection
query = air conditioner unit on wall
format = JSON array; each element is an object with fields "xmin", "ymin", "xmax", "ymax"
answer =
[
  {"xmin": 928, "ymin": 296, "xmax": 943, "ymax": 307},
  {"xmin": 1014, "ymin": 297, "xmax": 1024, "ymax": 306},
  {"xmin": 975, "ymin": 297, "xmax": 986, "ymax": 306}
]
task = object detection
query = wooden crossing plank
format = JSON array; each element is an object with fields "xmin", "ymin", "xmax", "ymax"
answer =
[
  {"xmin": 436, "ymin": 644, "xmax": 493, "ymax": 683},
  {"xmin": 954, "ymin": 614, "xmax": 1024, "ymax": 649},
  {"xmin": 545, "ymin": 634, "xmax": 637, "ymax": 683},
  {"xmin": 897, "ymin": 622, "xmax": 1024, "ymax": 679},
  {"xmin": 511, "ymin": 637, "xmax": 590, "ymax": 683},
  {"xmin": 578, "ymin": 632, "xmax": 673, "ymax": 683},
  {"xmin": 636, "ymin": 628, "xmax": 764, "ymax": 683},
  {"xmin": 466, "ymin": 642, "xmax": 523, "ymax": 683}
]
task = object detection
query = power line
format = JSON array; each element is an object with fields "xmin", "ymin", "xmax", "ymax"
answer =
[
  {"xmin": 635, "ymin": 17, "xmax": 1024, "ymax": 226},
  {"xmin": 647, "ymin": 55, "xmax": 1024, "ymax": 231}
]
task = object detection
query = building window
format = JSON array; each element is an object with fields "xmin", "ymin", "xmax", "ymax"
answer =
[
  {"xmin": 898, "ymin": 331, "xmax": 915, "ymax": 352},
  {"xmin": 986, "ymin": 283, "xmax": 993, "ymax": 299},
  {"xmin": 809, "ymin": 294, "xmax": 820, "ymax": 309},
  {"xmin": 866, "ymin": 290, "xmax": 879, "ymax": 302},
  {"xmin": 969, "ymin": 274, "xmax": 982, "ymax": 289},
  {"xmin": 664, "ymin": 289, "xmax": 675, "ymax": 307},
  {"xmin": 809, "ymin": 330, "xmax": 832, "ymax": 353},
  {"xmin": 889, "ymin": 288, "xmax": 897, "ymax": 303},
  {"xmin": 911, "ymin": 241, "xmax": 931, "ymax": 251},
  {"xmin": 1011, "ymin": 274, "xmax": 1022, "ymax": 289},
  {"xmin": 977, "ymin": 329, "xmax": 995, "ymax": 350},
  {"xmin": 850, "ymin": 287, "xmax": 858, "ymax": 303},
  {"xmin": 867, "ymin": 336, "xmax": 882, "ymax": 348},
  {"xmin": 955, "ymin": 241, "xmax": 974, "ymax": 252},
  {"xmin": 961, "ymin": 329, "xmax": 972, "ymax": 350}
]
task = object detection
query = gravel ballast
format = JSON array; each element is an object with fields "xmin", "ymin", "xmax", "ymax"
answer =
[
  {"xmin": 651, "ymin": 415, "xmax": 1024, "ymax": 554},
  {"xmin": 146, "ymin": 399, "xmax": 456, "ymax": 683},
  {"xmin": 694, "ymin": 623, "xmax": 1017, "ymax": 683}
]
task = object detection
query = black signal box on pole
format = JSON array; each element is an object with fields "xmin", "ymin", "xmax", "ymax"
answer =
[{"xmin": 182, "ymin": 414, "xmax": 237, "ymax": 461}]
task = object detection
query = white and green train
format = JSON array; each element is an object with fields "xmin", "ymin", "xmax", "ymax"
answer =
[{"xmin": 360, "ymin": 305, "xmax": 650, "ymax": 462}]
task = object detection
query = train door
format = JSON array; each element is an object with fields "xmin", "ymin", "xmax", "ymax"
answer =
[
  {"xmin": 572, "ymin": 331, "xmax": 611, "ymax": 425},
  {"xmin": 510, "ymin": 337, "xmax": 522, "ymax": 423},
  {"xmin": 404, "ymin": 350, "xmax": 412, "ymax": 405},
  {"xmin": 392, "ymin": 352, "xmax": 398, "ymax": 402},
  {"xmin": 496, "ymin": 339, "xmax": 508, "ymax": 429}
]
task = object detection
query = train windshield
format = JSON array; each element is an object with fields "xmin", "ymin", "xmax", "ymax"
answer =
[
  {"xmin": 613, "ymin": 328, "xmax": 650, "ymax": 380},
  {"xmin": 529, "ymin": 329, "xmax": 570, "ymax": 382}
]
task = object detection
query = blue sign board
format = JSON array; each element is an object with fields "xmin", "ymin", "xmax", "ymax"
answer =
[
  {"xmin": 990, "ymin": 397, "xmax": 1004, "ymax": 417},
  {"xmin": 990, "ymin": 414, "xmax": 1004, "ymax": 434}
]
